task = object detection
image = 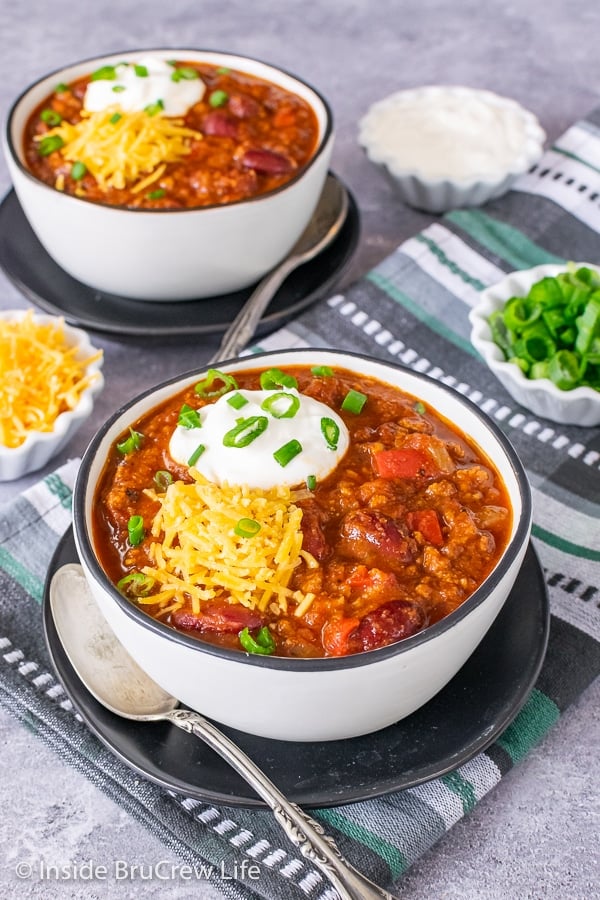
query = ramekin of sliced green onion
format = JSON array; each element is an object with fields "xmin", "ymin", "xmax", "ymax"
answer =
[{"xmin": 469, "ymin": 262, "xmax": 600, "ymax": 426}]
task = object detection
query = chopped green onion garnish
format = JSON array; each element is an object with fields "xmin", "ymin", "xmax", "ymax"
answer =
[
  {"xmin": 145, "ymin": 99, "xmax": 164, "ymax": 116},
  {"xmin": 194, "ymin": 368, "xmax": 238, "ymax": 397},
  {"xmin": 223, "ymin": 416, "xmax": 268, "ymax": 448},
  {"xmin": 110, "ymin": 112, "xmax": 122, "ymax": 123},
  {"xmin": 227, "ymin": 392, "xmax": 249, "ymax": 410},
  {"xmin": 153, "ymin": 470, "xmax": 173, "ymax": 491},
  {"xmin": 320, "ymin": 416, "xmax": 340, "ymax": 450},
  {"xmin": 112, "ymin": 85, "xmax": 126, "ymax": 93},
  {"xmin": 261, "ymin": 391, "xmax": 300, "ymax": 419},
  {"xmin": 259, "ymin": 368, "xmax": 298, "ymax": 390},
  {"xmin": 239, "ymin": 626, "xmax": 276, "ymax": 655},
  {"xmin": 216, "ymin": 66, "xmax": 231, "ymax": 74},
  {"xmin": 117, "ymin": 572, "xmax": 155, "ymax": 597},
  {"xmin": 341, "ymin": 389, "xmax": 367, "ymax": 414},
  {"xmin": 127, "ymin": 515, "xmax": 145, "ymax": 546},
  {"xmin": 37, "ymin": 135, "xmax": 64, "ymax": 156},
  {"xmin": 273, "ymin": 439, "xmax": 302, "ymax": 467},
  {"xmin": 40, "ymin": 108, "xmax": 62, "ymax": 126},
  {"xmin": 177, "ymin": 403, "xmax": 202, "ymax": 429},
  {"xmin": 188, "ymin": 443, "xmax": 206, "ymax": 466},
  {"xmin": 147, "ymin": 188, "xmax": 166, "ymax": 199},
  {"xmin": 134, "ymin": 64, "xmax": 149, "ymax": 77},
  {"xmin": 70, "ymin": 161, "xmax": 87, "ymax": 181},
  {"xmin": 54, "ymin": 82, "xmax": 69, "ymax": 93},
  {"xmin": 306, "ymin": 474, "xmax": 317, "ymax": 491},
  {"xmin": 171, "ymin": 66, "xmax": 200, "ymax": 82},
  {"xmin": 311, "ymin": 365, "xmax": 334, "ymax": 377},
  {"xmin": 234, "ymin": 517, "xmax": 261, "ymax": 538},
  {"xmin": 91, "ymin": 65, "xmax": 117, "ymax": 81},
  {"xmin": 209, "ymin": 89, "xmax": 229, "ymax": 107},
  {"xmin": 116, "ymin": 428, "xmax": 143, "ymax": 454},
  {"xmin": 414, "ymin": 401, "xmax": 426, "ymax": 415}
]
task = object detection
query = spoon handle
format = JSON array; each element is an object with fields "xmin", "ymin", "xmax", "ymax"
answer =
[{"xmin": 166, "ymin": 708, "xmax": 398, "ymax": 900}]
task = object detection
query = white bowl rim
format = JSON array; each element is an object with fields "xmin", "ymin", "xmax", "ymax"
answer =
[
  {"xmin": 358, "ymin": 84, "xmax": 545, "ymax": 188},
  {"xmin": 5, "ymin": 46, "xmax": 334, "ymax": 215},
  {"xmin": 73, "ymin": 348, "xmax": 532, "ymax": 672},
  {"xmin": 469, "ymin": 262, "xmax": 600, "ymax": 405}
]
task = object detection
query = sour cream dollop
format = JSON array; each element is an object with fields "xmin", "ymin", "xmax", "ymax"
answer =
[
  {"xmin": 169, "ymin": 389, "xmax": 350, "ymax": 490},
  {"xmin": 84, "ymin": 57, "xmax": 205, "ymax": 117}
]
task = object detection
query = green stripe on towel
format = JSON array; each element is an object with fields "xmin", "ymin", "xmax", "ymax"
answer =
[
  {"xmin": 0, "ymin": 547, "xmax": 44, "ymax": 604},
  {"xmin": 314, "ymin": 808, "xmax": 408, "ymax": 878},
  {"xmin": 445, "ymin": 209, "xmax": 565, "ymax": 270},
  {"xmin": 532, "ymin": 524, "xmax": 600, "ymax": 563},
  {"xmin": 496, "ymin": 689, "xmax": 560, "ymax": 764}
]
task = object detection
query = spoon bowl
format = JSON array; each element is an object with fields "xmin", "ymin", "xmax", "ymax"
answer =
[{"xmin": 49, "ymin": 562, "xmax": 396, "ymax": 900}]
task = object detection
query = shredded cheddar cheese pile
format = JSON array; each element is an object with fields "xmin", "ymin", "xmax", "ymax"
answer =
[
  {"xmin": 0, "ymin": 310, "xmax": 102, "ymax": 448},
  {"xmin": 141, "ymin": 470, "xmax": 318, "ymax": 618},
  {"xmin": 37, "ymin": 108, "xmax": 202, "ymax": 191}
]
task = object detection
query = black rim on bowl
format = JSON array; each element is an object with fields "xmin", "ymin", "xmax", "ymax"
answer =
[
  {"xmin": 73, "ymin": 348, "xmax": 532, "ymax": 672},
  {"xmin": 5, "ymin": 47, "xmax": 334, "ymax": 214}
]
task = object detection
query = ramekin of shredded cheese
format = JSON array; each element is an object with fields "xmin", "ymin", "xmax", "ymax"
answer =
[{"xmin": 0, "ymin": 309, "xmax": 104, "ymax": 480}]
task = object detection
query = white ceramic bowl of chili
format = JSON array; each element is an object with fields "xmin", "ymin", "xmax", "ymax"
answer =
[
  {"xmin": 72, "ymin": 349, "xmax": 532, "ymax": 742},
  {"xmin": 3, "ymin": 49, "xmax": 334, "ymax": 301}
]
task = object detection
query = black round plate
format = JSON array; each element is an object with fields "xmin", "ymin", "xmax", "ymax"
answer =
[
  {"xmin": 0, "ymin": 175, "xmax": 359, "ymax": 337},
  {"xmin": 42, "ymin": 529, "xmax": 549, "ymax": 809}
]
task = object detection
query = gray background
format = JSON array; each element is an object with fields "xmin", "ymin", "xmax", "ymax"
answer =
[{"xmin": 1, "ymin": 1, "xmax": 599, "ymax": 897}]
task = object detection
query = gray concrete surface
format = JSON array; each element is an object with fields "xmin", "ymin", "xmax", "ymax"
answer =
[{"xmin": 1, "ymin": 1, "xmax": 599, "ymax": 897}]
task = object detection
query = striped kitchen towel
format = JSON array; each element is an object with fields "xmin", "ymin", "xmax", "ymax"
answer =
[{"xmin": 2, "ymin": 107, "xmax": 600, "ymax": 900}]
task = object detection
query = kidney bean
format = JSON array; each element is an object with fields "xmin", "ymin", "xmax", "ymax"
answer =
[
  {"xmin": 228, "ymin": 93, "xmax": 261, "ymax": 119},
  {"xmin": 356, "ymin": 600, "xmax": 428, "ymax": 651},
  {"xmin": 241, "ymin": 148, "xmax": 294, "ymax": 174},
  {"xmin": 300, "ymin": 507, "xmax": 330, "ymax": 561},
  {"xmin": 338, "ymin": 509, "xmax": 415, "ymax": 571},
  {"xmin": 172, "ymin": 601, "xmax": 263, "ymax": 634},
  {"xmin": 201, "ymin": 109, "xmax": 239, "ymax": 138}
]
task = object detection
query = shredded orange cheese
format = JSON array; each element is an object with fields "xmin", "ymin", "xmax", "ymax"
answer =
[
  {"xmin": 141, "ymin": 470, "xmax": 318, "ymax": 617},
  {"xmin": 0, "ymin": 310, "xmax": 102, "ymax": 448},
  {"xmin": 36, "ymin": 108, "xmax": 202, "ymax": 191}
]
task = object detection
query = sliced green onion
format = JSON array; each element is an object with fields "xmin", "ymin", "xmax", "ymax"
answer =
[
  {"xmin": 341, "ymin": 389, "xmax": 367, "ymax": 414},
  {"xmin": 261, "ymin": 391, "xmax": 300, "ymax": 419},
  {"xmin": 239, "ymin": 626, "xmax": 276, "ymax": 655},
  {"xmin": 40, "ymin": 107, "xmax": 62, "ymax": 126},
  {"xmin": 117, "ymin": 572, "xmax": 155, "ymax": 597},
  {"xmin": 227, "ymin": 392, "xmax": 248, "ymax": 410},
  {"xmin": 112, "ymin": 85, "xmax": 126, "ymax": 93},
  {"xmin": 234, "ymin": 517, "xmax": 261, "ymax": 538},
  {"xmin": 147, "ymin": 188, "xmax": 166, "ymax": 200},
  {"xmin": 306, "ymin": 474, "xmax": 317, "ymax": 491},
  {"xmin": 310, "ymin": 365, "xmax": 334, "ymax": 377},
  {"xmin": 216, "ymin": 66, "xmax": 231, "ymax": 74},
  {"xmin": 153, "ymin": 470, "xmax": 173, "ymax": 491},
  {"xmin": 414, "ymin": 401, "xmax": 426, "ymax": 415},
  {"xmin": 188, "ymin": 443, "xmax": 206, "ymax": 466},
  {"xmin": 145, "ymin": 99, "xmax": 164, "ymax": 116},
  {"xmin": 209, "ymin": 89, "xmax": 229, "ymax": 107},
  {"xmin": 54, "ymin": 82, "xmax": 69, "ymax": 93},
  {"xmin": 177, "ymin": 403, "xmax": 202, "ymax": 429},
  {"xmin": 194, "ymin": 368, "xmax": 238, "ymax": 398},
  {"xmin": 320, "ymin": 416, "xmax": 340, "ymax": 450},
  {"xmin": 91, "ymin": 65, "xmax": 117, "ymax": 81},
  {"xmin": 37, "ymin": 135, "xmax": 64, "ymax": 156},
  {"xmin": 127, "ymin": 515, "xmax": 145, "ymax": 546},
  {"xmin": 110, "ymin": 112, "xmax": 123, "ymax": 123},
  {"xmin": 116, "ymin": 428, "xmax": 143, "ymax": 454},
  {"xmin": 171, "ymin": 66, "xmax": 199, "ymax": 82},
  {"xmin": 70, "ymin": 161, "xmax": 87, "ymax": 181},
  {"xmin": 273, "ymin": 439, "xmax": 302, "ymax": 467},
  {"xmin": 223, "ymin": 416, "xmax": 268, "ymax": 448},
  {"xmin": 134, "ymin": 64, "xmax": 149, "ymax": 77},
  {"xmin": 547, "ymin": 350, "xmax": 581, "ymax": 390},
  {"xmin": 259, "ymin": 367, "xmax": 298, "ymax": 390}
]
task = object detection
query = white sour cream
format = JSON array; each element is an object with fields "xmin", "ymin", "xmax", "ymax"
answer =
[
  {"xmin": 84, "ymin": 57, "xmax": 205, "ymax": 116},
  {"xmin": 360, "ymin": 87, "xmax": 532, "ymax": 180},
  {"xmin": 169, "ymin": 389, "xmax": 350, "ymax": 490}
]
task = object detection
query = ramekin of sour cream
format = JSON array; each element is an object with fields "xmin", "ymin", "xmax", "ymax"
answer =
[{"xmin": 358, "ymin": 85, "xmax": 545, "ymax": 212}]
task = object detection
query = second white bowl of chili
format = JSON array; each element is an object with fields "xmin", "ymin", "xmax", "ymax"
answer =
[
  {"xmin": 72, "ymin": 348, "xmax": 532, "ymax": 741},
  {"xmin": 3, "ymin": 49, "xmax": 333, "ymax": 301}
]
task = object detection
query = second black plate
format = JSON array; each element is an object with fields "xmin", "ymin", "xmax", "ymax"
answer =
[
  {"xmin": 0, "ymin": 176, "xmax": 359, "ymax": 337},
  {"xmin": 43, "ymin": 530, "xmax": 549, "ymax": 809}
]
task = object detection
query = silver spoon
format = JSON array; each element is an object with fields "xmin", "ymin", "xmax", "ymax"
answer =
[
  {"xmin": 211, "ymin": 173, "xmax": 349, "ymax": 363},
  {"xmin": 50, "ymin": 564, "xmax": 398, "ymax": 900}
]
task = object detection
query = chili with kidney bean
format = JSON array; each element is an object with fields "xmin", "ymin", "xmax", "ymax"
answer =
[
  {"xmin": 93, "ymin": 365, "xmax": 512, "ymax": 658},
  {"xmin": 23, "ymin": 61, "xmax": 320, "ymax": 209}
]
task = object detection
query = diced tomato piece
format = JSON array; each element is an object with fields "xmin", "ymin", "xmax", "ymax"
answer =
[
  {"xmin": 321, "ymin": 617, "xmax": 360, "ymax": 656},
  {"xmin": 373, "ymin": 447, "xmax": 434, "ymax": 478},
  {"xmin": 407, "ymin": 509, "xmax": 444, "ymax": 546}
]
